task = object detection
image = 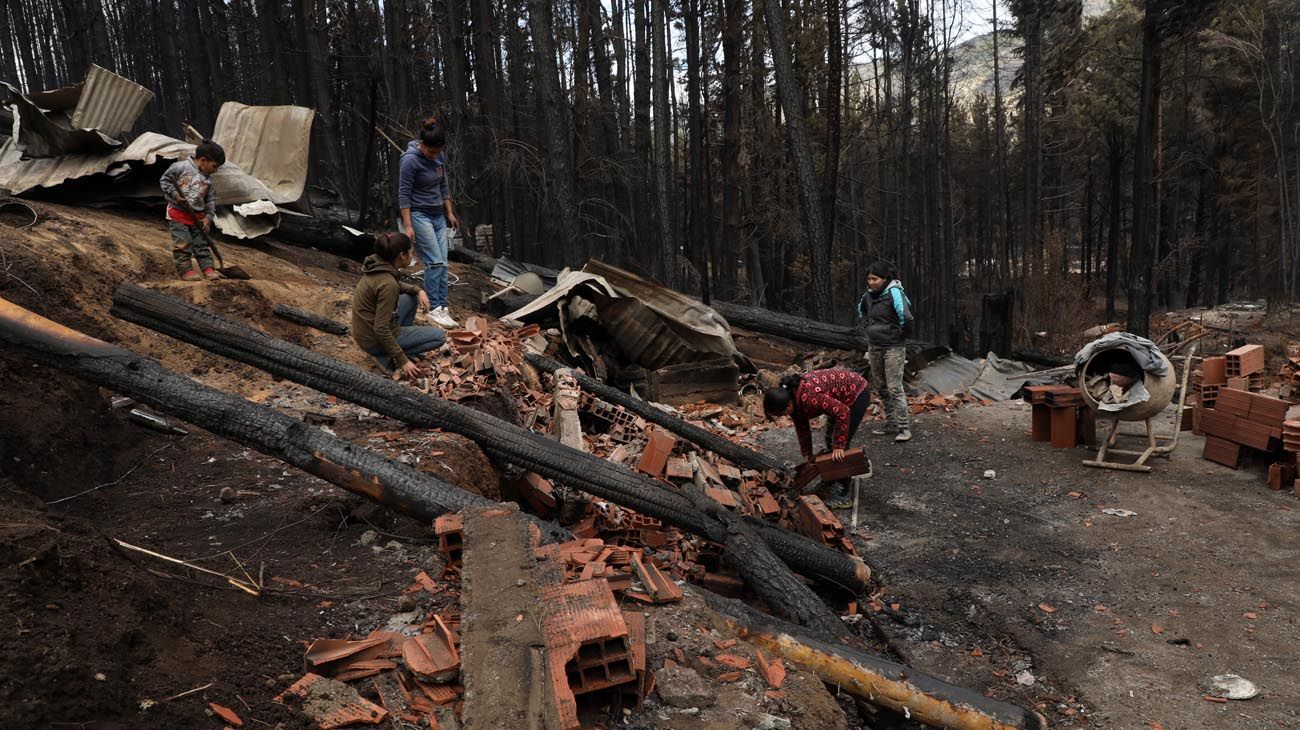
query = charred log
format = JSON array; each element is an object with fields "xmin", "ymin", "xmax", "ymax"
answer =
[
  {"xmin": 678, "ymin": 467, "xmax": 847, "ymax": 640},
  {"xmin": 273, "ymin": 304, "xmax": 348, "ymax": 335},
  {"xmin": 712, "ymin": 300, "xmax": 869, "ymax": 352},
  {"xmin": 486, "ymin": 293, "xmax": 540, "ymax": 319},
  {"xmin": 694, "ymin": 588, "xmax": 1047, "ymax": 730},
  {"xmin": 0, "ymin": 298, "xmax": 568, "ymax": 545},
  {"xmin": 273, "ymin": 213, "xmax": 373, "ymax": 259},
  {"xmin": 447, "ymin": 244, "xmax": 498, "ymax": 273},
  {"xmin": 110, "ymin": 284, "xmax": 871, "ymax": 592},
  {"xmin": 526, "ymin": 352, "xmax": 789, "ymax": 475}
]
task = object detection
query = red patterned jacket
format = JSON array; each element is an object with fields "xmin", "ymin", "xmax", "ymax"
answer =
[{"xmin": 792, "ymin": 369, "xmax": 869, "ymax": 456}]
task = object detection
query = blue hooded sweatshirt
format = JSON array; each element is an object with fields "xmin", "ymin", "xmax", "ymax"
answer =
[{"xmin": 397, "ymin": 140, "xmax": 450, "ymax": 213}]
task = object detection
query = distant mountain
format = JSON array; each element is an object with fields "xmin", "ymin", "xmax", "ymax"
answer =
[
  {"xmin": 846, "ymin": 0, "xmax": 1119, "ymax": 105},
  {"xmin": 949, "ymin": 0, "xmax": 1117, "ymax": 102}
]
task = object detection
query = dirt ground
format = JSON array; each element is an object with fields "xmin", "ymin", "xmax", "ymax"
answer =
[
  {"xmin": 755, "ymin": 403, "xmax": 1300, "ymax": 729},
  {"xmin": 3, "ymin": 202, "xmax": 1298, "ymax": 729}
]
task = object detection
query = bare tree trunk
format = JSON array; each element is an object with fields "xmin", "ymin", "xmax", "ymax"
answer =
[
  {"xmin": 685, "ymin": 0, "xmax": 707, "ymax": 297},
  {"xmin": 633, "ymin": 0, "xmax": 654, "ymax": 269},
  {"xmin": 0, "ymin": 0, "xmax": 19, "ymax": 83},
  {"xmin": 470, "ymin": 0, "xmax": 506, "ymax": 253},
  {"xmin": 528, "ymin": 0, "xmax": 584, "ymax": 265},
  {"xmin": 651, "ymin": 0, "xmax": 676, "ymax": 286},
  {"xmin": 719, "ymin": 0, "xmax": 744, "ymax": 302},
  {"xmin": 761, "ymin": 0, "xmax": 832, "ymax": 320},
  {"xmin": 1020, "ymin": 3, "xmax": 1043, "ymax": 279},
  {"xmin": 1105, "ymin": 127, "xmax": 1124, "ymax": 322},
  {"xmin": 182, "ymin": 0, "xmax": 214, "ymax": 125},
  {"xmin": 820, "ymin": 0, "xmax": 843, "ymax": 298},
  {"xmin": 992, "ymin": 0, "xmax": 1011, "ymax": 280},
  {"xmin": 1128, "ymin": 0, "xmax": 1160, "ymax": 336}
]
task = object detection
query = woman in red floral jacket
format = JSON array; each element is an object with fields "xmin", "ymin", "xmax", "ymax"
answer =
[{"xmin": 763, "ymin": 368, "xmax": 870, "ymax": 508}]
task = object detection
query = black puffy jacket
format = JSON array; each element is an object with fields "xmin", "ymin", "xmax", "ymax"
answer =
[{"xmin": 858, "ymin": 281, "xmax": 911, "ymax": 348}]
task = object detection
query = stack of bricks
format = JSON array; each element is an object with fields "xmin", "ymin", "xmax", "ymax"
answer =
[
  {"xmin": 1225, "ymin": 344, "xmax": 1267, "ymax": 393},
  {"xmin": 533, "ymin": 543, "xmax": 653, "ymax": 730},
  {"xmin": 576, "ymin": 390, "xmax": 646, "ymax": 444},
  {"xmin": 1024, "ymin": 384, "xmax": 1096, "ymax": 448},
  {"xmin": 1192, "ymin": 355, "xmax": 1227, "ymax": 412},
  {"xmin": 1198, "ymin": 386, "xmax": 1289, "ymax": 470},
  {"xmin": 435, "ymin": 513, "xmax": 465, "ymax": 567}
]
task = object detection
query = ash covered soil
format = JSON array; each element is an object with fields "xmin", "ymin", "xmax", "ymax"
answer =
[
  {"xmin": 757, "ymin": 404, "xmax": 1300, "ymax": 729},
  {"xmin": 2, "ymin": 202, "xmax": 1298, "ymax": 729}
]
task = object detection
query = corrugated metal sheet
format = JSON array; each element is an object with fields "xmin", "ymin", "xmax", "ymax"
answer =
[
  {"xmin": 3, "ymin": 81, "xmax": 119, "ymax": 158},
  {"xmin": 0, "ymin": 131, "xmax": 278, "ymax": 239},
  {"xmin": 0, "ymin": 131, "xmax": 275, "ymax": 204},
  {"xmin": 4, "ymin": 66, "xmax": 152, "ymax": 157},
  {"xmin": 598, "ymin": 296, "xmax": 715, "ymax": 370},
  {"xmin": 212, "ymin": 102, "xmax": 314, "ymax": 204},
  {"xmin": 582, "ymin": 260, "xmax": 738, "ymax": 361},
  {"xmin": 70, "ymin": 65, "xmax": 154, "ymax": 138}
]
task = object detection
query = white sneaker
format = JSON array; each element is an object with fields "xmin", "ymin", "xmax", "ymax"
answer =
[{"xmin": 430, "ymin": 306, "xmax": 460, "ymax": 329}]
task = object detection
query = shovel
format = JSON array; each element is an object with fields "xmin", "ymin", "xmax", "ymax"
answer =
[{"xmin": 200, "ymin": 227, "xmax": 252, "ymax": 280}]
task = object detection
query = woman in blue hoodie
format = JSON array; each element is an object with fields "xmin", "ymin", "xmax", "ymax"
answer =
[{"xmin": 399, "ymin": 119, "xmax": 461, "ymax": 329}]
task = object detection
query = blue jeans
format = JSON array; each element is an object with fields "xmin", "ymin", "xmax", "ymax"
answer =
[
  {"xmin": 409, "ymin": 210, "xmax": 448, "ymax": 308},
  {"xmin": 366, "ymin": 294, "xmax": 446, "ymax": 370}
]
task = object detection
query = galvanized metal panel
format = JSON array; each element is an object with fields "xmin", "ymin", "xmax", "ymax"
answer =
[
  {"xmin": 211, "ymin": 102, "xmax": 314, "ymax": 204},
  {"xmin": 69, "ymin": 65, "xmax": 154, "ymax": 138}
]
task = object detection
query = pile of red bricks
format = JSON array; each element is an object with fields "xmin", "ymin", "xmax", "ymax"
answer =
[
  {"xmin": 534, "ymin": 543, "xmax": 653, "ymax": 729},
  {"xmin": 278, "ymin": 570, "xmax": 468, "ymax": 727},
  {"xmin": 1193, "ymin": 344, "xmax": 1300, "ymax": 494}
]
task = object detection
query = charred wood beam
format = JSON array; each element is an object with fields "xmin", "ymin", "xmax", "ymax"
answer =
[
  {"xmin": 0, "ymin": 297, "xmax": 569, "ymax": 545},
  {"xmin": 693, "ymin": 588, "xmax": 1047, "ymax": 730},
  {"xmin": 712, "ymin": 300, "xmax": 869, "ymax": 352},
  {"xmin": 486, "ymin": 293, "xmax": 540, "ymax": 319},
  {"xmin": 680, "ymin": 459, "xmax": 847, "ymax": 640},
  {"xmin": 110, "ymin": 284, "xmax": 871, "ymax": 593},
  {"xmin": 273, "ymin": 213, "xmax": 373, "ymax": 260},
  {"xmin": 525, "ymin": 352, "xmax": 790, "ymax": 475},
  {"xmin": 272, "ymin": 304, "xmax": 348, "ymax": 336}
]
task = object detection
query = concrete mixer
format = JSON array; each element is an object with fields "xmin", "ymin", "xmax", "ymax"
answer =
[{"xmin": 1075, "ymin": 333, "xmax": 1195, "ymax": 472}]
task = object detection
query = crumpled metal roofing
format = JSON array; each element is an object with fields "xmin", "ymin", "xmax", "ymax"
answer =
[
  {"xmin": 211, "ymin": 102, "xmax": 314, "ymax": 204},
  {"xmin": 0, "ymin": 131, "xmax": 274, "ymax": 203},
  {"xmin": 3, "ymin": 81, "xmax": 120, "ymax": 158},
  {"xmin": 27, "ymin": 64, "xmax": 154, "ymax": 140},
  {"xmin": 912, "ymin": 351, "xmax": 1051, "ymax": 402},
  {"xmin": 0, "ymin": 71, "xmax": 311, "ymax": 239},
  {"xmin": 582, "ymin": 260, "xmax": 739, "ymax": 362}
]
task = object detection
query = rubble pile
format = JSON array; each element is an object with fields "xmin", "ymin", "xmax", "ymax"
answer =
[{"xmin": 276, "ymin": 505, "xmax": 809, "ymax": 729}]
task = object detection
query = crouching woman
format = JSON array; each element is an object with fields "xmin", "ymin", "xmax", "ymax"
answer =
[
  {"xmin": 351, "ymin": 232, "xmax": 445, "ymax": 380},
  {"xmin": 763, "ymin": 368, "xmax": 871, "ymax": 508}
]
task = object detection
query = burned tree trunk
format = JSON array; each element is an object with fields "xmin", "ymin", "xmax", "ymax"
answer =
[
  {"xmin": 110, "ymin": 284, "xmax": 871, "ymax": 593},
  {"xmin": 711, "ymin": 301, "xmax": 869, "ymax": 352},
  {"xmin": 273, "ymin": 304, "xmax": 348, "ymax": 335},
  {"xmin": 273, "ymin": 214, "xmax": 373, "ymax": 259},
  {"xmin": 525, "ymin": 352, "xmax": 789, "ymax": 475},
  {"xmin": 679, "ymin": 473, "xmax": 847, "ymax": 640},
  {"xmin": 761, "ymin": 0, "xmax": 832, "ymax": 321},
  {"xmin": 0, "ymin": 298, "xmax": 568, "ymax": 544},
  {"xmin": 695, "ymin": 588, "xmax": 1047, "ymax": 730}
]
